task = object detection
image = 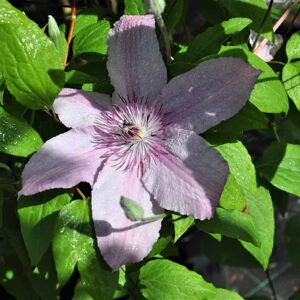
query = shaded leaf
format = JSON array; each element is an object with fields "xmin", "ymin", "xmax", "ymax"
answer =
[
  {"xmin": 285, "ymin": 213, "xmax": 300, "ymax": 270},
  {"xmin": 163, "ymin": 0, "xmax": 185, "ymax": 32},
  {"xmin": 139, "ymin": 259, "xmax": 243, "ymax": 299},
  {"xmin": 203, "ymin": 235, "xmax": 259, "ymax": 268}
]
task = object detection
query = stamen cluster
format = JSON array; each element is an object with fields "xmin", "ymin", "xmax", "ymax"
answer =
[{"xmin": 93, "ymin": 95, "xmax": 169, "ymax": 173}]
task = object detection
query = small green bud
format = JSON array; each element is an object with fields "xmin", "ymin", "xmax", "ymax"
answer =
[
  {"xmin": 48, "ymin": 15, "xmax": 61, "ymax": 50},
  {"xmin": 144, "ymin": 0, "xmax": 166, "ymax": 16},
  {"xmin": 120, "ymin": 196, "xmax": 145, "ymax": 221}
]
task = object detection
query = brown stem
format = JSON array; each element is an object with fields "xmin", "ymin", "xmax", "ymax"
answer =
[
  {"xmin": 63, "ymin": 0, "xmax": 76, "ymax": 66},
  {"xmin": 76, "ymin": 186, "xmax": 86, "ymax": 200},
  {"xmin": 254, "ymin": 1, "xmax": 299, "ymax": 54}
]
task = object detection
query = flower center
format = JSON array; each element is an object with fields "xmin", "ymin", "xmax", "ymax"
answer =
[
  {"xmin": 121, "ymin": 122, "xmax": 144, "ymax": 142},
  {"xmin": 93, "ymin": 96, "xmax": 169, "ymax": 172}
]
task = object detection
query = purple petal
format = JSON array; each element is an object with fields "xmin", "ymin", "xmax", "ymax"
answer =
[
  {"xmin": 161, "ymin": 57, "xmax": 260, "ymax": 133},
  {"xmin": 53, "ymin": 88, "xmax": 111, "ymax": 128},
  {"xmin": 142, "ymin": 128, "xmax": 228, "ymax": 220},
  {"xmin": 92, "ymin": 164, "xmax": 162, "ymax": 271},
  {"xmin": 20, "ymin": 127, "xmax": 103, "ymax": 196},
  {"xmin": 107, "ymin": 15, "xmax": 167, "ymax": 104}
]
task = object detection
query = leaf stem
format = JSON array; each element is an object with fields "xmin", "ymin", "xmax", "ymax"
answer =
[{"xmin": 141, "ymin": 213, "xmax": 168, "ymax": 223}]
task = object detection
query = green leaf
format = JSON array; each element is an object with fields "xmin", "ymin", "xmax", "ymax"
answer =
[
  {"xmin": 124, "ymin": 0, "xmax": 146, "ymax": 15},
  {"xmin": 219, "ymin": 46, "xmax": 289, "ymax": 113},
  {"xmin": 0, "ymin": 107, "xmax": 43, "ymax": 157},
  {"xmin": 52, "ymin": 200, "xmax": 118, "ymax": 299},
  {"xmin": 210, "ymin": 140, "xmax": 256, "ymax": 211},
  {"xmin": 285, "ymin": 213, "xmax": 300, "ymax": 270},
  {"xmin": 72, "ymin": 20, "xmax": 110, "ymax": 57},
  {"xmin": 220, "ymin": 0, "xmax": 275, "ymax": 42},
  {"xmin": 215, "ymin": 141, "xmax": 257, "ymax": 195},
  {"xmin": 258, "ymin": 143, "xmax": 300, "ymax": 196},
  {"xmin": 172, "ymin": 215, "xmax": 194, "ymax": 242},
  {"xmin": 139, "ymin": 259, "xmax": 243, "ymax": 299},
  {"xmin": 73, "ymin": 8, "xmax": 105, "ymax": 37},
  {"xmin": 120, "ymin": 196, "xmax": 145, "ymax": 221},
  {"xmin": 197, "ymin": 207, "xmax": 260, "ymax": 245},
  {"xmin": 175, "ymin": 18, "xmax": 252, "ymax": 62},
  {"xmin": 282, "ymin": 61, "xmax": 300, "ymax": 111},
  {"xmin": 18, "ymin": 190, "xmax": 71, "ymax": 265},
  {"xmin": 240, "ymin": 187, "xmax": 274, "ymax": 270},
  {"xmin": 286, "ymin": 32, "xmax": 300, "ymax": 62},
  {"xmin": 0, "ymin": 0, "xmax": 64, "ymax": 109},
  {"xmin": 219, "ymin": 175, "xmax": 246, "ymax": 211}
]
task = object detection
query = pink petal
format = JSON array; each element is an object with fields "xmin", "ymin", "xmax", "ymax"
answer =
[
  {"xmin": 161, "ymin": 57, "xmax": 260, "ymax": 133},
  {"xmin": 92, "ymin": 164, "xmax": 162, "ymax": 271},
  {"xmin": 142, "ymin": 128, "xmax": 228, "ymax": 220},
  {"xmin": 20, "ymin": 127, "xmax": 103, "ymax": 196},
  {"xmin": 53, "ymin": 88, "xmax": 111, "ymax": 128},
  {"xmin": 107, "ymin": 15, "xmax": 167, "ymax": 104}
]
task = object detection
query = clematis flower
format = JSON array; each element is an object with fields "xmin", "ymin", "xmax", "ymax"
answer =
[{"xmin": 20, "ymin": 15, "xmax": 260, "ymax": 271}]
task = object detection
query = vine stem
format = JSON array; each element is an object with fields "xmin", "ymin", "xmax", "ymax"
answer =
[
  {"xmin": 63, "ymin": 0, "xmax": 76, "ymax": 66},
  {"xmin": 265, "ymin": 268, "xmax": 277, "ymax": 300}
]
